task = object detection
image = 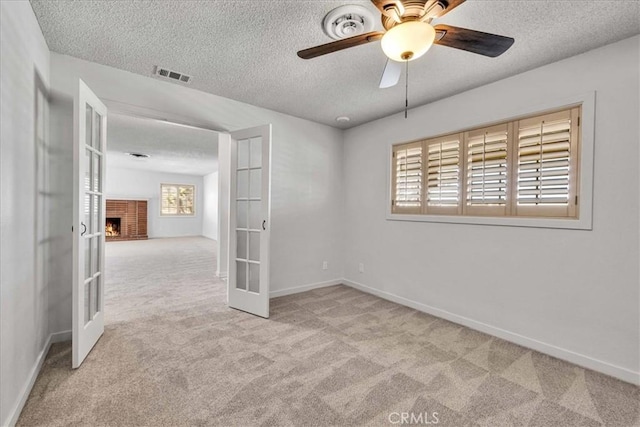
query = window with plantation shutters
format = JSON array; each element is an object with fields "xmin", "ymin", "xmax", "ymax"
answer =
[
  {"xmin": 515, "ymin": 108, "xmax": 579, "ymax": 217},
  {"xmin": 465, "ymin": 124, "xmax": 510, "ymax": 216},
  {"xmin": 389, "ymin": 105, "xmax": 582, "ymax": 221},
  {"xmin": 426, "ymin": 134, "xmax": 462, "ymax": 214},
  {"xmin": 392, "ymin": 142, "xmax": 422, "ymax": 213}
]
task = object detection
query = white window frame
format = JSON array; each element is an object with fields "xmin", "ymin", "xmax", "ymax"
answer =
[
  {"xmin": 386, "ymin": 92, "xmax": 595, "ymax": 230},
  {"xmin": 160, "ymin": 183, "xmax": 196, "ymax": 216}
]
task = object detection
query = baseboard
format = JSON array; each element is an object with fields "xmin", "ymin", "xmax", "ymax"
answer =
[
  {"xmin": 342, "ymin": 278, "xmax": 640, "ymax": 386},
  {"xmin": 269, "ymin": 279, "xmax": 343, "ymax": 298},
  {"xmin": 50, "ymin": 329, "xmax": 72, "ymax": 344},
  {"xmin": 2, "ymin": 329, "xmax": 70, "ymax": 427}
]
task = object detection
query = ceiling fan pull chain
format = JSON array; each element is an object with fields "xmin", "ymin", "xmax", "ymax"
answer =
[{"xmin": 405, "ymin": 60, "xmax": 409, "ymax": 119}]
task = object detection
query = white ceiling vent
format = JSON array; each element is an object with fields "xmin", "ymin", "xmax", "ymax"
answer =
[
  {"xmin": 153, "ymin": 66, "xmax": 192, "ymax": 84},
  {"xmin": 323, "ymin": 5, "xmax": 375, "ymax": 40}
]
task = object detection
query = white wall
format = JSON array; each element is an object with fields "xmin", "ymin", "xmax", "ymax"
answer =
[
  {"xmin": 343, "ymin": 36, "xmax": 640, "ymax": 384},
  {"xmin": 202, "ymin": 171, "xmax": 218, "ymax": 240},
  {"xmin": 47, "ymin": 95, "xmax": 74, "ymax": 340},
  {"xmin": 105, "ymin": 167, "xmax": 204, "ymax": 238},
  {"xmin": 0, "ymin": 2, "xmax": 51, "ymax": 425}
]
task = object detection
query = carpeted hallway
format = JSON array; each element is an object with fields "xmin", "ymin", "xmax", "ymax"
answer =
[{"xmin": 17, "ymin": 237, "xmax": 639, "ymax": 426}]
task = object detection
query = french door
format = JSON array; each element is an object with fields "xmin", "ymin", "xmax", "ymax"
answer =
[
  {"xmin": 228, "ymin": 125, "xmax": 271, "ymax": 318},
  {"xmin": 72, "ymin": 79, "xmax": 107, "ymax": 368}
]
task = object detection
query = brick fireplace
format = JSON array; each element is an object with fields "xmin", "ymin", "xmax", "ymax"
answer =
[{"xmin": 105, "ymin": 200, "xmax": 148, "ymax": 241}]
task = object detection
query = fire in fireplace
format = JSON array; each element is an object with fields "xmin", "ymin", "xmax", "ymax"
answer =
[{"xmin": 105, "ymin": 218, "xmax": 121, "ymax": 237}]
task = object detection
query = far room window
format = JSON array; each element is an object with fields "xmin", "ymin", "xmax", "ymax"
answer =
[{"xmin": 161, "ymin": 184, "xmax": 195, "ymax": 216}]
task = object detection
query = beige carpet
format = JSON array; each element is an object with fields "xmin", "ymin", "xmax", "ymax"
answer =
[{"xmin": 18, "ymin": 237, "xmax": 639, "ymax": 426}]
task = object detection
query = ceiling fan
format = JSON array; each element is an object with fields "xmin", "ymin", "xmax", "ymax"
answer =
[{"xmin": 297, "ymin": 0, "xmax": 514, "ymax": 89}]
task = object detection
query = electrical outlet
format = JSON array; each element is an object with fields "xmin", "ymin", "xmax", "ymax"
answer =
[
  {"xmin": 322, "ymin": 261, "xmax": 328, "ymax": 270},
  {"xmin": 358, "ymin": 263, "xmax": 364, "ymax": 273}
]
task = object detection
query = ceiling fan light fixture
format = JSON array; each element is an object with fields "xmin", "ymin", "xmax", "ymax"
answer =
[{"xmin": 381, "ymin": 21, "xmax": 436, "ymax": 62}]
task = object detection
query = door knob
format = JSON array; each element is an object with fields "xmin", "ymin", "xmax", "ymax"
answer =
[
  {"xmin": 81, "ymin": 222, "xmax": 87, "ymax": 236},
  {"xmin": 262, "ymin": 220, "xmax": 266, "ymax": 231}
]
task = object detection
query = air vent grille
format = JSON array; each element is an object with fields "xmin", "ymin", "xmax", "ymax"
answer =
[{"xmin": 153, "ymin": 66, "xmax": 191, "ymax": 84}]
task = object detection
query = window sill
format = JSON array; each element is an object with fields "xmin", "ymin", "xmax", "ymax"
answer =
[{"xmin": 386, "ymin": 212, "xmax": 592, "ymax": 230}]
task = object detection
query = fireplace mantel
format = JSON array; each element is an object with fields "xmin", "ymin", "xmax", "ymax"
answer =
[{"xmin": 105, "ymin": 200, "xmax": 148, "ymax": 241}]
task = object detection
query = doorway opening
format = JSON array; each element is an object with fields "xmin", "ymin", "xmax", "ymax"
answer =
[{"xmin": 102, "ymin": 110, "xmax": 222, "ymax": 324}]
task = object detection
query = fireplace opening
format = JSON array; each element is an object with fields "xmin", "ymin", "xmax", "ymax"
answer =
[{"xmin": 106, "ymin": 218, "xmax": 121, "ymax": 237}]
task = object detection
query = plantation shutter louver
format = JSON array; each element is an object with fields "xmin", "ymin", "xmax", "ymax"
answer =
[
  {"xmin": 426, "ymin": 134, "xmax": 462, "ymax": 214},
  {"xmin": 392, "ymin": 142, "xmax": 422, "ymax": 213},
  {"xmin": 465, "ymin": 124, "xmax": 510, "ymax": 216},
  {"xmin": 515, "ymin": 108, "xmax": 579, "ymax": 217}
]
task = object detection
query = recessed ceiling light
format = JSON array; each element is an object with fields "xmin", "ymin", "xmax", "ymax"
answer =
[
  {"xmin": 336, "ymin": 116, "xmax": 350, "ymax": 123},
  {"xmin": 126, "ymin": 152, "xmax": 150, "ymax": 159}
]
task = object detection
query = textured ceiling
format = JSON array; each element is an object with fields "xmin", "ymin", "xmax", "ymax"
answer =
[
  {"xmin": 31, "ymin": 1, "xmax": 640, "ymax": 128},
  {"xmin": 107, "ymin": 113, "xmax": 218, "ymax": 176}
]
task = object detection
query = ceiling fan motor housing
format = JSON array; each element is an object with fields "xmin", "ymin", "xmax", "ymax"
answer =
[{"xmin": 380, "ymin": 0, "xmax": 446, "ymax": 30}]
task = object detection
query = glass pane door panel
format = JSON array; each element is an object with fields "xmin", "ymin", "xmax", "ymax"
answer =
[
  {"xmin": 92, "ymin": 195, "xmax": 100, "ymax": 234},
  {"xmin": 91, "ymin": 236, "xmax": 99, "ymax": 275},
  {"xmin": 90, "ymin": 278, "xmax": 97, "ymax": 319},
  {"xmin": 249, "ymin": 169, "xmax": 261, "ymax": 199},
  {"xmin": 250, "ymin": 137, "xmax": 262, "ymax": 168},
  {"xmin": 84, "ymin": 282, "xmax": 91, "ymax": 325},
  {"xmin": 249, "ymin": 201, "xmax": 261, "ymax": 230},
  {"xmin": 85, "ymin": 104, "xmax": 93, "ymax": 148},
  {"xmin": 237, "ymin": 170, "xmax": 249, "ymax": 198},
  {"xmin": 84, "ymin": 194, "xmax": 92, "ymax": 235},
  {"xmin": 84, "ymin": 149, "xmax": 92, "ymax": 191},
  {"xmin": 238, "ymin": 139, "xmax": 249, "ymax": 169},
  {"xmin": 95, "ymin": 275, "xmax": 101, "ymax": 316},
  {"xmin": 93, "ymin": 112, "xmax": 101, "ymax": 151},
  {"xmin": 84, "ymin": 238, "xmax": 91, "ymax": 280},
  {"xmin": 249, "ymin": 232, "xmax": 260, "ymax": 262},
  {"xmin": 237, "ymin": 231, "xmax": 247, "ymax": 259},
  {"xmin": 93, "ymin": 153, "xmax": 101, "ymax": 192},
  {"xmin": 237, "ymin": 201, "xmax": 248, "ymax": 229},
  {"xmin": 248, "ymin": 263, "xmax": 260, "ymax": 293},
  {"xmin": 236, "ymin": 261, "xmax": 247, "ymax": 290}
]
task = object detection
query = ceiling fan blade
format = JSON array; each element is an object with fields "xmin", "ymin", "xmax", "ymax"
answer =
[
  {"xmin": 297, "ymin": 31, "xmax": 385, "ymax": 59},
  {"xmin": 379, "ymin": 59, "xmax": 402, "ymax": 89},
  {"xmin": 429, "ymin": 0, "xmax": 465, "ymax": 18},
  {"xmin": 433, "ymin": 24, "xmax": 514, "ymax": 57}
]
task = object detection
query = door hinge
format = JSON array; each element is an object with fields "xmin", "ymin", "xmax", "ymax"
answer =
[
  {"xmin": 392, "ymin": 152, "xmax": 396, "ymax": 158},
  {"xmin": 577, "ymin": 116, "xmax": 580, "ymax": 127},
  {"xmin": 575, "ymin": 195, "xmax": 578, "ymax": 205},
  {"xmin": 72, "ymin": 226, "xmax": 74, "ymax": 232},
  {"xmin": 391, "ymin": 200, "xmax": 395, "ymax": 207}
]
